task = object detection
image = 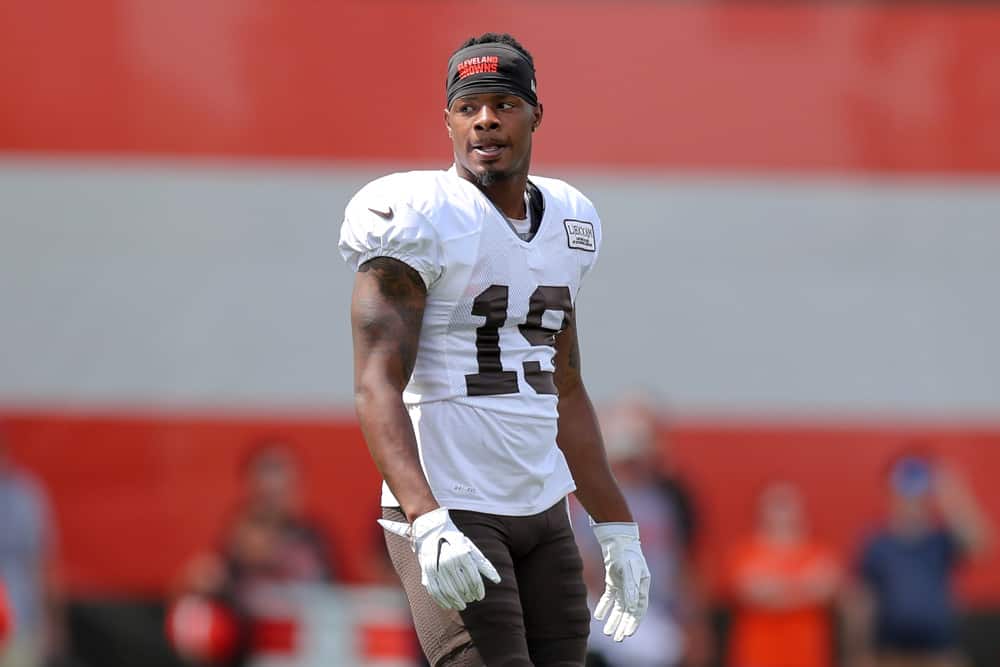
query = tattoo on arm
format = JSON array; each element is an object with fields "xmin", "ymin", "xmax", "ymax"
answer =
[
  {"xmin": 358, "ymin": 257, "xmax": 425, "ymax": 300},
  {"xmin": 553, "ymin": 318, "xmax": 583, "ymax": 394},
  {"xmin": 354, "ymin": 257, "xmax": 426, "ymax": 382},
  {"xmin": 567, "ymin": 333, "xmax": 580, "ymax": 371}
]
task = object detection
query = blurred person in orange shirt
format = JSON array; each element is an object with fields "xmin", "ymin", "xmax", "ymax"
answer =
[
  {"xmin": 170, "ymin": 440, "xmax": 335, "ymax": 666},
  {"xmin": 575, "ymin": 396, "xmax": 709, "ymax": 667},
  {"xmin": 725, "ymin": 481, "xmax": 840, "ymax": 667},
  {"xmin": 843, "ymin": 452, "xmax": 991, "ymax": 667},
  {"xmin": 0, "ymin": 435, "xmax": 63, "ymax": 667}
]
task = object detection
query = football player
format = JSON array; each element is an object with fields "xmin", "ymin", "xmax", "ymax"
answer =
[{"xmin": 340, "ymin": 32, "xmax": 651, "ymax": 666}]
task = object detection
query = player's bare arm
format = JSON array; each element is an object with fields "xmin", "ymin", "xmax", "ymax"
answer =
[
  {"xmin": 553, "ymin": 314, "xmax": 633, "ymax": 524},
  {"xmin": 351, "ymin": 256, "xmax": 438, "ymax": 523}
]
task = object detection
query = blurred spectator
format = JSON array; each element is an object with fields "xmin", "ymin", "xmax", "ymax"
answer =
[
  {"xmin": 575, "ymin": 395, "xmax": 709, "ymax": 667},
  {"xmin": 0, "ymin": 579, "xmax": 10, "ymax": 648},
  {"xmin": 725, "ymin": 482, "xmax": 840, "ymax": 667},
  {"xmin": 844, "ymin": 452, "xmax": 992, "ymax": 667},
  {"xmin": 170, "ymin": 440, "xmax": 335, "ymax": 666},
  {"xmin": 0, "ymin": 436, "xmax": 63, "ymax": 667},
  {"xmin": 604, "ymin": 396, "xmax": 701, "ymax": 556}
]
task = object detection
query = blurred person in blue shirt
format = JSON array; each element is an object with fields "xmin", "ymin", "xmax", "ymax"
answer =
[
  {"xmin": 845, "ymin": 450, "xmax": 992, "ymax": 667},
  {"xmin": 574, "ymin": 396, "xmax": 709, "ymax": 667},
  {"xmin": 0, "ymin": 436, "xmax": 61, "ymax": 667}
]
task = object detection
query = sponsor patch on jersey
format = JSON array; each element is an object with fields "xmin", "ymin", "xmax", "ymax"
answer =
[{"xmin": 563, "ymin": 219, "xmax": 596, "ymax": 252}]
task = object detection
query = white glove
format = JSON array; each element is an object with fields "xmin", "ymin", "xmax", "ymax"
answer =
[
  {"xmin": 379, "ymin": 507, "xmax": 501, "ymax": 611},
  {"xmin": 592, "ymin": 522, "xmax": 651, "ymax": 642}
]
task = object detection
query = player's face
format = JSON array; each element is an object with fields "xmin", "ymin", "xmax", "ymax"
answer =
[{"xmin": 446, "ymin": 93, "xmax": 542, "ymax": 187}]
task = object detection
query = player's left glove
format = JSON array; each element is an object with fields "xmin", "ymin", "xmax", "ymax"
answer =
[{"xmin": 592, "ymin": 522, "xmax": 651, "ymax": 642}]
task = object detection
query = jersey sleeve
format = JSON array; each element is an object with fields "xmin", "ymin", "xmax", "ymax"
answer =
[{"xmin": 339, "ymin": 193, "xmax": 443, "ymax": 289}]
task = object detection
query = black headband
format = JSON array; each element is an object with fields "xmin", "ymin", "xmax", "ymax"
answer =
[{"xmin": 446, "ymin": 43, "xmax": 538, "ymax": 108}]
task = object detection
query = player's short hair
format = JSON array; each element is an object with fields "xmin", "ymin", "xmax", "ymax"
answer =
[{"xmin": 453, "ymin": 33, "xmax": 535, "ymax": 71}]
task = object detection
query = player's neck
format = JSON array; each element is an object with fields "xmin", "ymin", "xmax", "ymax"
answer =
[
  {"xmin": 478, "ymin": 175, "xmax": 529, "ymax": 219},
  {"xmin": 456, "ymin": 164, "xmax": 529, "ymax": 219}
]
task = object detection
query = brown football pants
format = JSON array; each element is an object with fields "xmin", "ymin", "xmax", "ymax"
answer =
[{"xmin": 382, "ymin": 499, "xmax": 590, "ymax": 666}]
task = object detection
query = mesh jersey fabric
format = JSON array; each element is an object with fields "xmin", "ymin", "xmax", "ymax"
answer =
[{"xmin": 340, "ymin": 166, "xmax": 602, "ymax": 515}]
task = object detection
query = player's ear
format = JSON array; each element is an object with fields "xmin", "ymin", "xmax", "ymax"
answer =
[
  {"xmin": 444, "ymin": 108, "xmax": 453, "ymax": 140},
  {"xmin": 531, "ymin": 103, "xmax": 543, "ymax": 132}
]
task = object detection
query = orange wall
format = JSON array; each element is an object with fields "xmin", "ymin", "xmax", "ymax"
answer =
[
  {"xmin": 1, "ymin": 411, "xmax": 379, "ymax": 596},
  {"xmin": 2, "ymin": 410, "xmax": 998, "ymax": 604},
  {"xmin": 2, "ymin": 1, "xmax": 999, "ymax": 172}
]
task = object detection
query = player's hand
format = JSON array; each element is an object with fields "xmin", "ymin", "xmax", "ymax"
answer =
[
  {"xmin": 592, "ymin": 522, "xmax": 651, "ymax": 642},
  {"xmin": 378, "ymin": 507, "xmax": 501, "ymax": 611}
]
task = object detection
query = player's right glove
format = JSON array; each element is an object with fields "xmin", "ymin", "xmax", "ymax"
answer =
[
  {"xmin": 592, "ymin": 521, "xmax": 651, "ymax": 642},
  {"xmin": 379, "ymin": 507, "xmax": 501, "ymax": 611}
]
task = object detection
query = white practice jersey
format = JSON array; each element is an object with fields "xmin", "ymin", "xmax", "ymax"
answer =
[{"xmin": 340, "ymin": 166, "xmax": 601, "ymax": 515}]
